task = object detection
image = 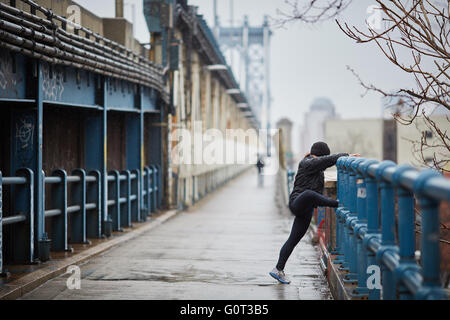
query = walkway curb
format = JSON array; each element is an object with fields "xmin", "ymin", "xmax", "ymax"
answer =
[{"xmin": 0, "ymin": 209, "xmax": 180, "ymax": 300}]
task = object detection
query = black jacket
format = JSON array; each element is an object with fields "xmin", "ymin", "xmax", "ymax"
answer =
[{"xmin": 289, "ymin": 153, "xmax": 348, "ymax": 205}]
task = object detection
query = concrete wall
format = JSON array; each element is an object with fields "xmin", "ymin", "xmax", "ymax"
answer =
[
  {"xmin": 103, "ymin": 18, "xmax": 134, "ymax": 49},
  {"xmin": 167, "ymin": 28, "xmax": 258, "ymax": 208}
]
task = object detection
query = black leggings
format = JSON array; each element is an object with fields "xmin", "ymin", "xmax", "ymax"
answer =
[{"xmin": 275, "ymin": 190, "xmax": 338, "ymax": 271}]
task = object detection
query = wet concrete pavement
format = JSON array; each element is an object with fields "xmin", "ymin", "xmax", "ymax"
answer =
[{"xmin": 21, "ymin": 169, "xmax": 332, "ymax": 300}]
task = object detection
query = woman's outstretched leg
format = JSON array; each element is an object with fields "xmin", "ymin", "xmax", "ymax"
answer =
[
  {"xmin": 275, "ymin": 212, "xmax": 313, "ymax": 272},
  {"xmin": 271, "ymin": 190, "xmax": 337, "ymax": 284}
]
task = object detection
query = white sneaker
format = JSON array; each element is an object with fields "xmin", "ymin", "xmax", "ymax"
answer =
[{"xmin": 269, "ymin": 268, "xmax": 291, "ymax": 284}]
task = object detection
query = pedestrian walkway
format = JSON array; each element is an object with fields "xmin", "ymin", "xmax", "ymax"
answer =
[{"xmin": 21, "ymin": 169, "xmax": 332, "ymax": 300}]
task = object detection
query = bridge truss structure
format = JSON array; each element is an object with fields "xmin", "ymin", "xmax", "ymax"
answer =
[{"xmin": 213, "ymin": 2, "xmax": 272, "ymax": 154}]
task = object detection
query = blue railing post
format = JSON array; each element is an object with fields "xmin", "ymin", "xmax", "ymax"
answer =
[
  {"xmin": 149, "ymin": 165, "xmax": 157, "ymax": 212},
  {"xmin": 337, "ymin": 158, "xmax": 351, "ymax": 269},
  {"xmin": 131, "ymin": 169, "xmax": 141, "ymax": 222},
  {"xmin": 71, "ymin": 169, "xmax": 88, "ymax": 244},
  {"xmin": 375, "ymin": 161, "xmax": 398, "ymax": 300},
  {"xmin": 109, "ymin": 170, "xmax": 122, "ymax": 232},
  {"xmin": 87, "ymin": 170, "xmax": 102, "ymax": 238},
  {"xmin": 414, "ymin": 170, "xmax": 448, "ymax": 300},
  {"xmin": 337, "ymin": 157, "xmax": 354, "ymax": 271},
  {"xmin": 339, "ymin": 158, "xmax": 354, "ymax": 276},
  {"xmin": 51, "ymin": 169, "xmax": 69, "ymax": 252},
  {"xmin": 331, "ymin": 159, "xmax": 342, "ymax": 255},
  {"xmin": 392, "ymin": 165, "xmax": 420, "ymax": 300},
  {"xmin": 144, "ymin": 166, "xmax": 152, "ymax": 217},
  {"xmin": 120, "ymin": 170, "xmax": 132, "ymax": 228},
  {"xmin": 155, "ymin": 164, "xmax": 162, "ymax": 209},
  {"xmin": 351, "ymin": 158, "xmax": 370, "ymax": 298},
  {"xmin": 342, "ymin": 157, "xmax": 362, "ymax": 284},
  {"xmin": 333, "ymin": 158, "xmax": 346, "ymax": 264},
  {"xmin": 13, "ymin": 168, "xmax": 35, "ymax": 263},
  {"xmin": 360, "ymin": 160, "xmax": 381, "ymax": 300},
  {"xmin": 39, "ymin": 171, "xmax": 51, "ymax": 261}
]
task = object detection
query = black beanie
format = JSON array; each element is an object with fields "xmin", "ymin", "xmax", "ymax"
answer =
[{"xmin": 310, "ymin": 142, "xmax": 330, "ymax": 157}]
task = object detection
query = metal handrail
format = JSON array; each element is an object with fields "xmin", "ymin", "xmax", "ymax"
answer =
[
  {"xmin": 363, "ymin": 163, "xmax": 450, "ymax": 201},
  {"xmin": 45, "ymin": 209, "xmax": 61, "ymax": 217},
  {"xmin": 2, "ymin": 177, "xmax": 27, "ymax": 185},
  {"xmin": 332, "ymin": 156, "xmax": 449, "ymax": 300},
  {"xmin": 1, "ymin": 165, "xmax": 160, "ymax": 268},
  {"xmin": 1, "ymin": 171, "xmax": 33, "ymax": 228},
  {"xmin": 3, "ymin": 213, "xmax": 27, "ymax": 225}
]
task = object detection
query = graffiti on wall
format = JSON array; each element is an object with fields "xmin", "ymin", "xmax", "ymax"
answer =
[
  {"xmin": 0, "ymin": 50, "xmax": 23, "ymax": 97},
  {"xmin": 41, "ymin": 63, "xmax": 65, "ymax": 101},
  {"xmin": 14, "ymin": 115, "xmax": 35, "ymax": 168}
]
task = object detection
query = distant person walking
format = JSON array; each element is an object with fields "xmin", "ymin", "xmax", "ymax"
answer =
[
  {"xmin": 256, "ymin": 157, "xmax": 265, "ymax": 187},
  {"xmin": 269, "ymin": 141, "xmax": 358, "ymax": 284}
]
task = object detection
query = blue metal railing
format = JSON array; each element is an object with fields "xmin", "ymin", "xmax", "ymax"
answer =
[
  {"xmin": 0, "ymin": 164, "xmax": 162, "ymax": 271},
  {"xmin": 334, "ymin": 156, "xmax": 450, "ymax": 300},
  {"xmin": 0, "ymin": 169, "xmax": 34, "ymax": 274}
]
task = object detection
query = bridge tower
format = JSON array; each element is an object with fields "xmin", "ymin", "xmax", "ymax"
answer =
[{"xmin": 213, "ymin": 0, "xmax": 272, "ymax": 155}]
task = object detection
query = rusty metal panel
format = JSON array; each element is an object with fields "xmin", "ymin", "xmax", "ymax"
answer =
[
  {"xmin": 42, "ymin": 107, "xmax": 84, "ymax": 175},
  {"xmin": 42, "ymin": 106, "xmax": 85, "ymax": 240},
  {"xmin": 107, "ymin": 111, "xmax": 126, "ymax": 171}
]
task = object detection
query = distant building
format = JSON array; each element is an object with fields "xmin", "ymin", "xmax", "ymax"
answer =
[
  {"xmin": 325, "ymin": 119, "xmax": 386, "ymax": 160},
  {"xmin": 325, "ymin": 113, "xmax": 450, "ymax": 169},
  {"xmin": 299, "ymin": 98, "xmax": 337, "ymax": 156},
  {"xmin": 276, "ymin": 118, "xmax": 294, "ymax": 169},
  {"xmin": 382, "ymin": 99, "xmax": 449, "ymax": 169},
  {"xmin": 397, "ymin": 114, "xmax": 449, "ymax": 169}
]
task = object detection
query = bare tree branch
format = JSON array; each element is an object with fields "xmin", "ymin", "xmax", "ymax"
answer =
[{"xmin": 277, "ymin": 0, "xmax": 450, "ymax": 172}]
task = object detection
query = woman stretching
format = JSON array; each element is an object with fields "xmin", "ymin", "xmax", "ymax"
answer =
[{"xmin": 270, "ymin": 141, "xmax": 356, "ymax": 284}]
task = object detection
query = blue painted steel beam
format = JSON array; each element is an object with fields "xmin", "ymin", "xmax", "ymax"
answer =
[
  {"xmin": 102, "ymin": 78, "xmax": 112, "ymax": 237},
  {"xmin": 35, "ymin": 60, "xmax": 46, "ymax": 261},
  {"xmin": 138, "ymin": 85, "xmax": 145, "ymax": 221}
]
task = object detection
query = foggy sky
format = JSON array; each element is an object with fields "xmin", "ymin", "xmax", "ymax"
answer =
[{"xmin": 73, "ymin": 0, "xmax": 416, "ymax": 153}]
